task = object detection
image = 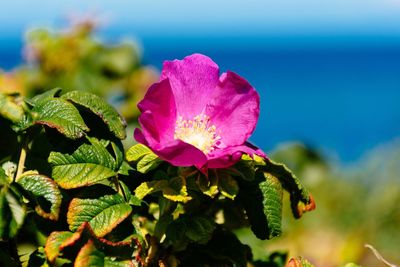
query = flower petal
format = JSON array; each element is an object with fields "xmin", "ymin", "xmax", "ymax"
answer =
[
  {"xmin": 161, "ymin": 54, "xmax": 220, "ymax": 118},
  {"xmin": 136, "ymin": 79, "xmax": 177, "ymax": 145},
  {"xmin": 206, "ymin": 142, "xmax": 266, "ymax": 169},
  {"xmin": 134, "ymin": 128, "xmax": 148, "ymax": 146},
  {"xmin": 205, "ymin": 71, "xmax": 260, "ymax": 147},
  {"xmin": 155, "ymin": 140, "xmax": 208, "ymax": 167}
]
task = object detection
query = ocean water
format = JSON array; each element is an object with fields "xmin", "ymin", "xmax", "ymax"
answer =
[{"xmin": 1, "ymin": 35, "xmax": 399, "ymax": 162}]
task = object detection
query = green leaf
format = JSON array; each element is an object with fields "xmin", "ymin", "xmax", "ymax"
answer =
[
  {"xmin": 126, "ymin": 144, "xmax": 153, "ymax": 162},
  {"xmin": 232, "ymin": 156, "xmax": 256, "ymax": 181},
  {"xmin": 134, "ymin": 180, "xmax": 168, "ymax": 200},
  {"xmin": 136, "ymin": 153, "xmax": 162, "ymax": 173},
  {"xmin": 62, "ymin": 91, "xmax": 127, "ymax": 139},
  {"xmin": 104, "ymin": 258, "xmax": 135, "ymax": 267},
  {"xmin": 196, "ymin": 174, "xmax": 218, "ymax": 198},
  {"xmin": 111, "ymin": 141, "xmax": 124, "ymax": 172},
  {"xmin": 184, "ymin": 216, "xmax": 216, "ymax": 244},
  {"xmin": 216, "ymin": 171, "xmax": 239, "ymax": 200},
  {"xmin": 238, "ymin": 172, "xmax": 283, "ymax": 240},
  {"xmin": 44, "ymin": 231, "xmax": 74, "ymax": 263},
  {"xmin": 128, "ymin": 195, "xmax": 142, "ymax": 206},
  {"xmin": 49, "ymin": 137, "xmax": 118, "ymax": 189},
  {"xmin": 154, "ymin": 214, "xmax": 173, "ymax": 239},
  {"xmin": 262, "ymin": 159, "xmax": 315, "ymax": 218},
  {"xmin": 0, "ymin": 187, "xmax": 25, "ymax": 239},
  {"xmin": 135, "ymin": 178, "xmax": 191, "ymax": 203},
  {"xmin": 260, "ymin": 173, "xmax": 283, "ymax": 238},
  {"xmin": 118, "ymin": 162, "xmax": 133, "ymax": 176},
  {"xmin": 117, "ymin": 181, "xmax": 141, "ymax": 206},
  {"xmin": 27, "ymin": 247, "xmax": 51, "ymax": 267},
  {"xmin": 32, "ymin": 98, "xmax": 89, "ymax": 139},
  {"xmin": 165, "ymin": 215, "xmax": 216, "ymax": 249},
  {"xmin": 0, "ymin": 167, "xmax": 9, "ymax": 186},
  {"xmin": 111, "ymin": 141, "xmax": 133, "ymax": 176},
  {"xmin": 0, "ymin": 93, "xmax": 24, "ymax": 122},
  {"xmin": 162, "ymin": 177, "xmax": 192, "ymax": 203},
  {"xmin": 126, "ymin": 144, "xmax": 161, "ymax": 174},
  {"xmin": 74, "ymin": 240, "xmax": 135, "ymax": 267},
  {"xmin": 74, "ymin": 240, "xmax": 105, "ymax": 267},
  {"xmin": 45, "ymin": 222, "xmax": 136, "ymax": 264},
  {"xmin": 67, "ymin": 188, "xmax": 132, "ymax": 237},
  {"xmin": 28, "ymin": 88, "xmax": 62, "ymax": 106},
  {"xmin": 17, "ymin": 172, "xmax": 62, "ymax": 220}
]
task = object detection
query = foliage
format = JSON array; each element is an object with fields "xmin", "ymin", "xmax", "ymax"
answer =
[
  {"xmin": 238, "ymin": 142, "xmax": 400, "ymax": 266},
  {"xmin": 1, "ymin": 21, "xmax": 387, "ymax": 267},
  {"xmin": 0, "ymin": 21, "xmax": 158, "ymax": 122},
  {"xmin": 0, "ymin": 88, "xmax": 314, "ymax": 266}
]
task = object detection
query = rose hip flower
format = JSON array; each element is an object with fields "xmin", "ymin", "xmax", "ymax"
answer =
[{"xmin": 134, "ymin": 54, "xmax": 265, "ymax": 170}]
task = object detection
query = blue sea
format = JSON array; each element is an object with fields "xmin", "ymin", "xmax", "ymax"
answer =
[{"xmin": 1, "ymin": 35, "xmax": 400, "ymax": 163}]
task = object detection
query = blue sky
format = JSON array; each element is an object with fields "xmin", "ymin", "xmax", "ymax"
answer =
[{"xmin": 1, "ymin": 0, "xmax": 400, "ymax": 37}]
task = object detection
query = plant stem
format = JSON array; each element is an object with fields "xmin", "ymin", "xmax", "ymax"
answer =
[
  {"xmin": 15, "ymin": 145, "xmax": 27, "ymax": 182},
  {"xmin": 365, "ymin": 244, "xmax": 398, "ymax": 267},
  {"xmin": 113, "ymin": 176, "xmax": 123, "ymax": 196}
]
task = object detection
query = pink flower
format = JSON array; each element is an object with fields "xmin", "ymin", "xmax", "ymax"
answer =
[{"xmin": 134, "ymin": 54, "xmax": 265, "ymax": 170}]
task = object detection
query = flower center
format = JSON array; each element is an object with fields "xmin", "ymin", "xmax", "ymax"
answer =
[{"xmin": 174, "ymin": 114, "xmax": 221, "ymax": 154}]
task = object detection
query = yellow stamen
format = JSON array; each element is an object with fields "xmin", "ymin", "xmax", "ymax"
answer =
[{"xmin": 174, "ymin": 114, "xmax": 221, "ymax": 154}]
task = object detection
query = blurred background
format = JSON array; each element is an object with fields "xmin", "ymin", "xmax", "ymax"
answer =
[{"xmin": 0, "ymin": 0, "xmax": 399, "ymax": 266}]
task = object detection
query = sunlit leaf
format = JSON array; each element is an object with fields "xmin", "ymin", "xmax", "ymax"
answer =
[
  {"xmin": 216, "ymin": 171, "xmax": 239, "ymax": 200},
  {"xmin": 45, "ymin": 222, "xmax": 136, "ymax": 264},
  {"xmin": 162, "ymin": 177, "xmax": 191, "ymax": 203},
  {"xmin": 134, "ymin": 180, "xmax": 168, "ymax": 200},
  {"xmin": 104, "ymin": 258, "xmax": 135, "ymax": 267},
  {"xmin": 67, "ymin": 188, "xmax": 132, "ymax": 237},
  {"xmin": 62, "ymin": 91, "xmax": 127, "ymax": 139},
  {"xmin": 135, "ymin": 178, "xmax": 191, "ymax": 203},
  {"xmin": 196, "ymin": 174, "xmax": 218, "ymax": 198},
  {"xmin": 45, "ymin": 231, "xmax": 74, "ymax": 263},
  {"xmin": 74, "ymin": 240, "xmax": 105, "ymax": 267},
  {"xmin": 28, "ymin": 88, "xmax": 62, "ymax": 106},
  {"xmin": 17, "ymin": 172, "xmax": 62, "ymax": 220},
  {"xmin": 126, "ymin": 144, "xmax": 153, "ymax": 162},
  {"xmin": 117, "ymin": 180, "xmax": 141, "ymax": 206},
  {"xmin": 136, "ymin": 153, "xmax": 161, "ymax": 173},
  {"xmin": 32, "ymin": 98, "xmax": 89, "ymax": 139},
  {"xmin": 262, "ymin": 159, "xmax": 314, "ymax": 218},
  {"xmin": 0, "ymin": 167, "xmax": 9, "ymax": 186},
  {"xmin": 27, "ymin": 247, "xmax": 51, "ymax": 267},
  {"xmin": 0, "ymin": 93, "xmax": 24, "ymax": 122},
  {"xmin": 49, "ymin": 137, "xmax": 118, "ymax": 189},
  {"xmin": 126, "ymin": 144, "xmax": 162, "ymax": 173},
  {"xmin": 74, "ymin": 240, "xmax": 135, "ymax": 267},
  {"xmin": 0, "ymin": 187, "xmax": 25, "ymax": 239},
  {"xmin": 238, "ymin": 171, "xmax": 283, "ymax": 240}
]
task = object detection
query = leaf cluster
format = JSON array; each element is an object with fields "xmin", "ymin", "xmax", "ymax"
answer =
[
  {"xmin": 0, "ymin": 89, "xmax": 315, "ymax": 267},
  {"xmin": 0, "ymin": 89, "xmax": 140, "ymax": 266}
]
